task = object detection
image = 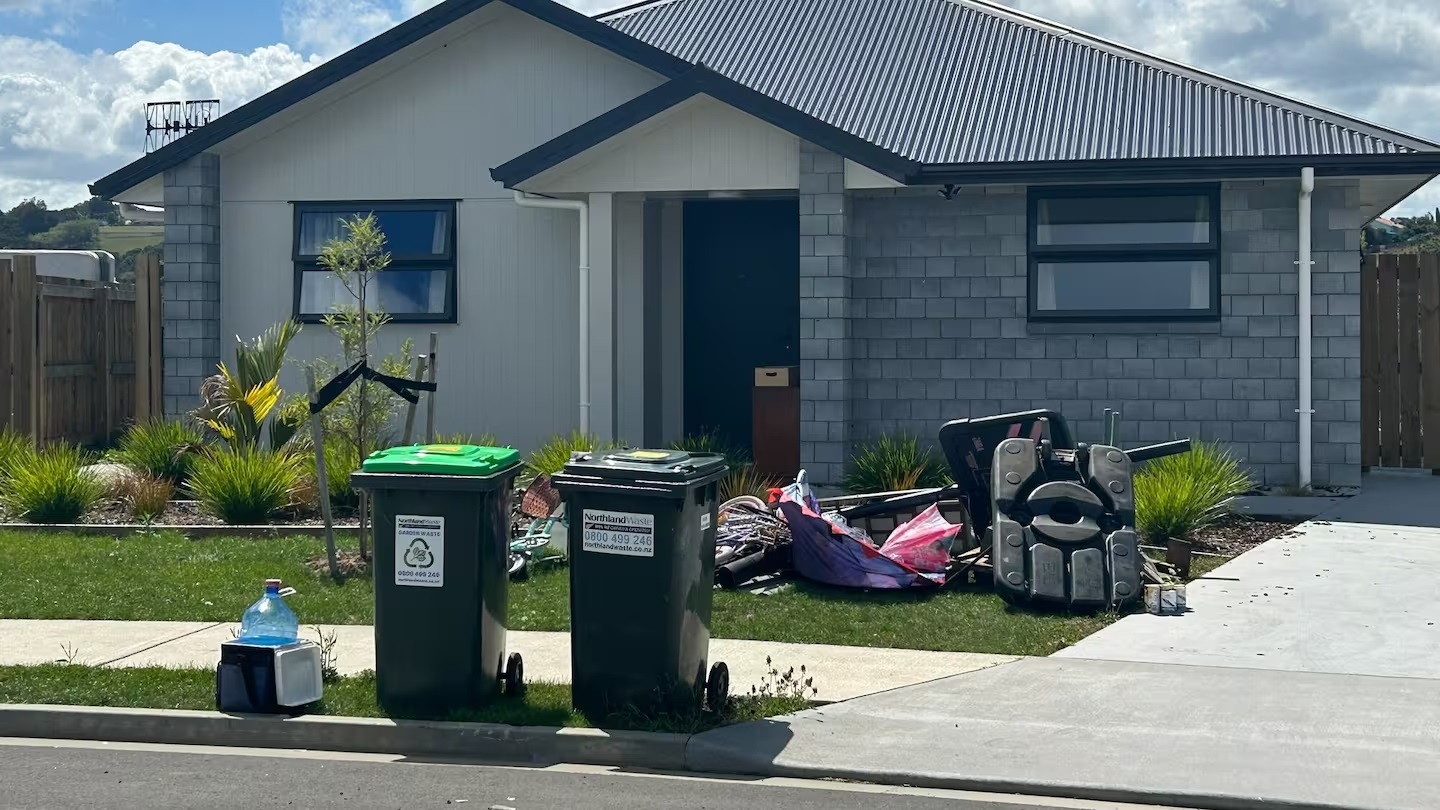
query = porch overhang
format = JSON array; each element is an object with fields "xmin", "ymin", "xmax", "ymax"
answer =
[{"xmin": 489, "ymin": 66, "xmax": 919, "ymax": 189}]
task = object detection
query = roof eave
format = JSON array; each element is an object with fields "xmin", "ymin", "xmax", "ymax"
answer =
[
  {"xmin": 912, "ymin": 153, "xmax": 1440, "ymax": 186},
  {"xmin": 91, "ymin": 0, "xmax": 693, "ymax": 200}
]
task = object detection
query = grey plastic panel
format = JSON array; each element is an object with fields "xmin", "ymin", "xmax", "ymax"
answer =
[
  {"xmin": 1029, "ymin": 543, "xmax": 1066, "ymax": 600},
  {"xmin": 1107, "ymin": 528, "xmax": 1141, "ymax": 604},
  {"xmin": 1031, "ymin": 515, "xmax": 1101, "ymax": 544},
  {"xmin": 1070, "ymin": 547, "xmax": 1105, "ymax": 606},
  {"xmin": 993, "ymin": 516, "xmax": 1028, "ymax": 600},
  {"xmin": 1086, "ymin": 444, "xmax": 1135, "ymax": 524},
  {"xmin": 1027, "ymin": 481, "xmax": 1104, "ymax": 518},
  {"xmin": 992, "ymin": 438, "xmax": 1039, "ymax": 515}
]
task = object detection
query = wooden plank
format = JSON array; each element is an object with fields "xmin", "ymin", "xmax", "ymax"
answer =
[
  {"xmin": 34, "ymin": 269, "xmax": 50, "ymax": 444},
  {"xmin": 44, "ymin": 363, "xmax": 94, "ymax": 379},
  {"xmin": 1422, "ymin": 253, "xmax": 1440, "ymax": 471},
  {"xmin": 1377, "ymin": 253, "xmax": 1402, "ymax": 467},
  {"xmin": 148, "ymin": 256, "xmax": 162, "ymax": 418},
  {"xmin": 110, "ymin": 362, "xmax": 137, "ymax": 376},
  {"xmin": 134, "ymin": 256, "xmax": 154, "ymax": 421},
  {"xmin": 96, "ymin": 285, "xmax": 114, "ymax": 438},
  {"xmin": 37, "ymin": 284, "xmax": 99, "ymax": 300},
  {"xmin": 0, "ymin": 258, "xmax": 11, "ymax": 432},
  {"xmin": 1361, "ymin": 254, "xmax": 1380, "ymax": 468},
  {"xmin": 1399, "ymin": 254, "xmax": 1423, "ymax": 467},
  {"xmin": 11, "ymin": 256, "xmax": 38, "ymax": 441}
]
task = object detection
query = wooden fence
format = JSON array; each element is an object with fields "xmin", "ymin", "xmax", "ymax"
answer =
[
  {"xmin": 1361, "ymin": 253, "xmax": 1440, "ymax": 471},
  {"xmin": 1, "ymin": 253, "xmax": 162, "ymax": 446}
]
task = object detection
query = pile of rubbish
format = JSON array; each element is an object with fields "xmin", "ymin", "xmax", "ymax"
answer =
[
  {"xmin": 714, "ymin": 470, "xmax": 965, "ymax": 591},
  {"xmin": 715, "ymin": 408, "xmax": 1197, "ymax": 612}
]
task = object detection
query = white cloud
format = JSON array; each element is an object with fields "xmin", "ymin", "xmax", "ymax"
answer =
[
  {"xmin": 5, "ymin": 0, "xmax": 1440, "ymax": 216},
  {"xmin": 283, "ymin": 0, "xmax": 400, "ymax": 60}
]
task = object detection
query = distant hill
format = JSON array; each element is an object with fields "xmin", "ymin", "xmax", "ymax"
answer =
[{"xmin": 100, "ymin": 225, "xmax": 163, "ymax": 255}]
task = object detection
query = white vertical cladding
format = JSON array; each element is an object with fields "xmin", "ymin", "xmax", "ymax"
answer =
[
  {"xmin": 215, "ymin": 5, "xmax": 664, "ymax": 452},
  {"xmin": 588, "ymin": 192, "xmax": 617, "ymax": 442},
  {"xmin": 524, "ymin": 97, "xmax": 799, "ymax": 193},
  {"xmin": 614, "ymin": 196, "xmax": 647, "ymax": 444},
  {"xmin": 658, "ymin": 200, "xmax": 685, "ymax": 443}
]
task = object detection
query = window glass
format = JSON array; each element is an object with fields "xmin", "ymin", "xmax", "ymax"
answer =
[
  {"xmin": 298, "ymin": 268, "xmax": 449, "ymax": 317},
  {"xmin": 298, "ymin": 208, "xmax": 450, "ymax": 257},
  {"xmin": 1033, "ymin": 260, "xmax": 1212, "ymax": 313},
  {"xmin": 1035, "ymin": 195, "xmax": 1211, "ymax": 246}
]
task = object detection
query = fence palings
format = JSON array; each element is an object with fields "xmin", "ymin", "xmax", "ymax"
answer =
[
  {"xmin": 1362, "ymin": 253, "xmax": 1440, "ymax": 471},
  {"xmin": 1, "ymin": 254, "xmax": 161, "ymax": 445}
]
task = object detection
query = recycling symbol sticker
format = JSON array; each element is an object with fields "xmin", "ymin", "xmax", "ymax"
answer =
[
  {"xmin": 395, "ymin": 515, "xmax": 444, "ymax": 587},
  {"xmin": 404, "ymin": 539, "xmax": 435, "ymax": 568}
]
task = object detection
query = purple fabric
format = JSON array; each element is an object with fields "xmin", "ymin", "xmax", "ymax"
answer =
[{"xmin": 779, "ymin": 500, "xmax": 938, "ymax": 590}]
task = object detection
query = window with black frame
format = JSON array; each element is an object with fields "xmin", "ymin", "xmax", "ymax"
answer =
[
  {"xmin": 292, "ymin": 201, "xmax": 457, "ymax": 324},
  {"xmin": 1027, "ymin": 185, "xmax": 1220, "ymax": 321}
]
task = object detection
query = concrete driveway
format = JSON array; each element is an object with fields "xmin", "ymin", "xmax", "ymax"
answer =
[{"xmin": 1056, "ymin": 474, "xmax": 1440, "ymax": 678}]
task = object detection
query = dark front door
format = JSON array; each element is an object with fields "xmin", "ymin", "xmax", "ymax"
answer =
[{"xmin": 682, "ymin": 199, "xmax": 800, "ymax": 456}]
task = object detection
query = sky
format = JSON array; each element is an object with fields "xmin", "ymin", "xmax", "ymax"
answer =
[{"xmin": 2, "ymin": 0, "xmax": 1439, "ymax": 216}]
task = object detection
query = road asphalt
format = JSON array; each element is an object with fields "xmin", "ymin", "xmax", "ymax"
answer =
[{"xmin": 0, "ymin": 738, "xmax": 1170, "ymax": 810}]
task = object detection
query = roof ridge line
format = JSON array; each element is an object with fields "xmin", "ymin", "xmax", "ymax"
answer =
[{"xmin": 953, "ymin": 0, "xmax": 1440, "ymax": 152}]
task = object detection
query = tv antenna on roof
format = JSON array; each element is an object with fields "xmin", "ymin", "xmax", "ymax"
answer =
[{"xmin": 144, "ymin": 99, "xmax": 220, "ymax": 154}]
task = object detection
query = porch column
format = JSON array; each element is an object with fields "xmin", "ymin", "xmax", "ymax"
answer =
[
  {"xmin": 587, "ymin": 192, "xmax": 617, "ymax": 442},
  {"xmin": 799, "ymin": 142, "xmax": 851, "ymax": 486},
  {"xmin": 161, "ymin": 153, "xmax": 221, "ymax": 418}
]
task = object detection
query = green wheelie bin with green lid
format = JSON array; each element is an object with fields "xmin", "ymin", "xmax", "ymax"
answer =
[
  {"xmin": 552, "ymin": 448, "xmax": 729, "ymax": 719},
  {"xmin": 351, "ymin": 443, "xmax": 524, "ymax": 714}
]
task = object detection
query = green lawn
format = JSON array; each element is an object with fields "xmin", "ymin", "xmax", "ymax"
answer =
[
  {"xmin": 0, "ymin": 664, "xmax": 805, "ymax": 732},
  {"xmin": 1, "ymin": 530, "xmax": 1116, "ymax": 656},
  {"xmin": 98, "ymin": 225, "xmax": 163, "ymax": 255}
]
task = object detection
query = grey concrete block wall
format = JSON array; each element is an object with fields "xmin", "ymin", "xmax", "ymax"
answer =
[
  {"xmin": 798, "ymin": 142, "xmax": 852, "ymax": 485},
  {"xmin": 161, "ymin": 153, "xmax": 222, "ymax": 417},
  {"xmin": 842, "ymin": 179, "xmax": 1363, "ymax": 488}
]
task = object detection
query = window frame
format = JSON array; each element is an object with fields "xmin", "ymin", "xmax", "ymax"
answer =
[
  {"xmin": 291, "ymin": 199, "xmax": 459, "ymax": 325},
  {"xmin": 1026, "ymin": 184, "xmax": 1222, "ymax": 323}
]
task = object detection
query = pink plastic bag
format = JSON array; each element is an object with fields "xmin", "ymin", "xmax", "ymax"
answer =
[{"xmin": 880, "ymin": 504, "xmax": 961, "ymax": 574}]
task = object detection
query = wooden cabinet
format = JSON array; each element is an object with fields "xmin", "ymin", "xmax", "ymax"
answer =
[{"xmin": 752, "ymin": 367, "xmax": 799, "ymax": 478}]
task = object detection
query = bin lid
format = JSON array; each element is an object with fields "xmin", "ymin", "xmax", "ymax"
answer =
[
  {"xmin": 559, "ymin": 448, "xmax": 727, "ymax": 484},
  {"xmin": 360, "ymin": 443, "xmax": 521, "ymax": 476}
]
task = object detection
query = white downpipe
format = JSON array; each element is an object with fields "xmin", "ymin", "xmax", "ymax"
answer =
[
  {"xmin": 1297, "ymin": 168, "xmax": 1315, "ymax": 490},
  {"xmin": 513, "ymin": 191, "xmax": 590, "ymax": 434}
]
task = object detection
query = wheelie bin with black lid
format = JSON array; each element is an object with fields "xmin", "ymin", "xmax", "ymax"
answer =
[
  {"xmin": 552, "ymin": 449, "xmax": 729, "ymax": 719},
  {"xmin": 351, "ymin": 443, "xmax": 525, "ymax": 714}
]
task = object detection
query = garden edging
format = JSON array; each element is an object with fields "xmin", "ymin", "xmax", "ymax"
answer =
[{"xmin": 0, "ymin": 703, "xmax": 688, "ymax": 769}]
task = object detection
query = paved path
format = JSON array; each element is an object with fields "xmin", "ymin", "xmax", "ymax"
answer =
[
  {"xmin": 0, "ymin": 620, "xmax": 1015, "ymax": 704},
  {"xmin": 1056, "ymin": 474, "xmax": 1440, "ymax": 678},
  {"xmin": 689, "ymin": 656, "xmax": 1440, "ymax": 810}
]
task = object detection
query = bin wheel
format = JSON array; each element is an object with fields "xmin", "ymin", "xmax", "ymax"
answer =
[
  {"xmin": 504, "ymin": 652, "xmax": 525, "ymax": 697},
  {"xmin": 705, "ymin": 662, "xmax": 730, "ymax": 714}
]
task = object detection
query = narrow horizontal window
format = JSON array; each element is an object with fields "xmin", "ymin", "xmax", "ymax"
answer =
[
  {"xmin": 1028, "ymin": 185, "xmax": 1220, "ymax": 322},
  {"xmin": 292, "ymin": 201, "xmax": 457, "ymax": 324}
]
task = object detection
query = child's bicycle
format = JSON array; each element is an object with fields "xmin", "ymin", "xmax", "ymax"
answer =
[{"xmin": 508, "ymin": 474, "xmax": 568, "ymax": 579}]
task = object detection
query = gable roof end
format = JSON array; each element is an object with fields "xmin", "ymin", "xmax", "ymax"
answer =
[
  {"xmin": 90, "ymin": 0, "xmax": 692, "ymax": 200},
  {"xmin": 490, "ymin": 66, "xmax": 919, "ymax": 187}
]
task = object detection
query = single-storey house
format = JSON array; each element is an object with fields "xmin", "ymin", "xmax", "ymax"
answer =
[{"xmin": 92, "ymin": 0, "xmax": 1440, "ymax": 488}]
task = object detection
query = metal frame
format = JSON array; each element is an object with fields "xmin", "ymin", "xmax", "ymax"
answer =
[
  {"xmin": 1026, "ymin": 183, "xmax": 1222, "ymax": 323},
  {"xmin": 290, "ymin": 199, "xmax": 460, "ymax": 325}
]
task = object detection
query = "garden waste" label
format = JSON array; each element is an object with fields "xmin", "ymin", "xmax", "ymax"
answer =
[{"xmin": 396, "ymin": 514, "xmax": 444, "ymax": 587}]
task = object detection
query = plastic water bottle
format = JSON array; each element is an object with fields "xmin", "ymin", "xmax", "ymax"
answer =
[{"xmin": 238, "ymin": 579, "xmax": 299, "ymax": 646}]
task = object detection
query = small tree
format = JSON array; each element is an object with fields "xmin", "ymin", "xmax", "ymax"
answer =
[{"xmin": 309, "ymin": 214, "xmax": 415, "ymax": 559}]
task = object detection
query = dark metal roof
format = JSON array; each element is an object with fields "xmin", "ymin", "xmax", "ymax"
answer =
[{"xmin": 602, "ymin": 0, "xmax": 1440, "ymax": 165}]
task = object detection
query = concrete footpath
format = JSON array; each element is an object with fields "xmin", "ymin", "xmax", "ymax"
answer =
[
  {"xmin": 0, "ymin": 619, "xmax": 1014, "ymax": 703},
  {"xmin": 1057, "ymin": 474, "xmax": 1440, "ymax": 678},
  {"xmin": 690, "ymin": 656, "xmax": 1440, "ymax": 810}
]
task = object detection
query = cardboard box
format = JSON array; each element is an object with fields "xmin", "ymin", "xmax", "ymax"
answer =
[{"xmin": 754, "ymin": 366, "xmax": 798, "ymax": 387}]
